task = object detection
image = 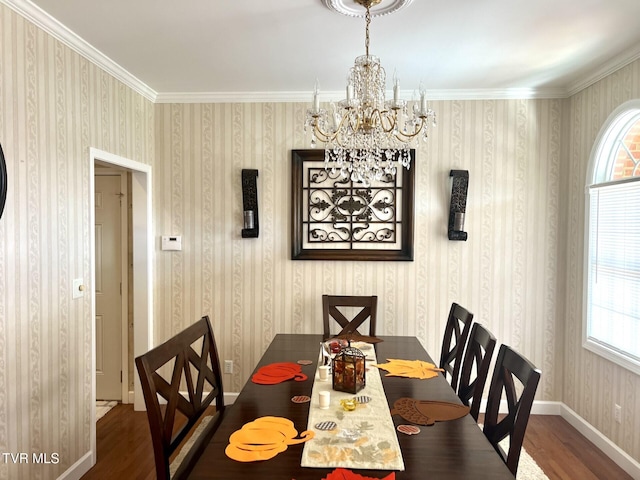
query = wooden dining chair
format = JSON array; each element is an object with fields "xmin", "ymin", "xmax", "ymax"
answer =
[
  {"xmin": 483, "ymin": 344, "xmax": 541, "ymax": 477},
  {"xmin": 135, "ymin": 315, "xmax": 228, "ymax": 480},
  {"xmin": 322, "ymin": 294, "xmax": 378, "ymax": 340},
  {"xmin": 456, "ymin": 323, "xmax": 496, "ymax": 421},
  {"xmin": 439, "ymin": 302, "xmax": 474, "ymax": 391}
]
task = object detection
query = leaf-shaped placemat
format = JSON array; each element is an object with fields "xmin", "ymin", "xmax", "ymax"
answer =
[
  {"xmin": 372, "ymin": 359, "xmax": 443, "ymax": 379},
  {"xmin": 323, "ymin": 468, "xmax": 396, "ymax": 480}
]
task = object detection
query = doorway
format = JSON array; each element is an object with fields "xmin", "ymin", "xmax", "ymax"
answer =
[
  {"xmin": 94, "ymin": 171, "xmax": 127, "ymax": 401},
  {"xmin": 89, "ymin": 148, "xmax": 153, "ymax": 466}
]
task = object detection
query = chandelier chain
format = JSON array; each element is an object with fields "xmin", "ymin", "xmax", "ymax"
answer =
[{"xmin": 365, "ymin": 6, "xmax": 371, "ymax": 57}]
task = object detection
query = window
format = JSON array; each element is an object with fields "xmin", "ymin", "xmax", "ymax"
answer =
[{"xmin": 585, "ymin": 101, "xmax": 640, "ymax": 374}]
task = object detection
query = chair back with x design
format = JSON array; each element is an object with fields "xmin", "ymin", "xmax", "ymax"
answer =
[
  {"xmin": 439, "ymin": 302, "xmax": 474, "ymax": 391},
  {"xmin": 483, "ymin": 344, "xmax": 541, "ymax": 476},
  {"xmin": 457, "ymin": 323, "xmax": 496, "ymax": 421},
  {"xmin": 135, "ymin": 316, "xmax": 227, "ymax": 480},
  {"xmin": 322, "ymin": 295, "xmax": 378, "ymax": 340}
]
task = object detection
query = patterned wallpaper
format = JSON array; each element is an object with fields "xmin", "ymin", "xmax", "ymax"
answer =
[
  {"xmin": 154, "ymin": 99, "xmax": 562, "ymax": 401},
  {"xmin": 563, "ymin": 58, "xmax": 640, "ymax": 461},
  {"xmin": 0, "ymin": 4, "xmax": 154, "ymax": 478},
  {"xmin": 1, "ymin": 2, "xmax": 638, "ymax": 478}
]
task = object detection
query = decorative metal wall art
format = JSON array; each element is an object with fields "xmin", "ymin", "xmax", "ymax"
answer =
[
  {"xmin": 241, "ymin": 169, "xmax": 259, "ymax": 238},
  {"xmin": 448, "ymin": 169, "xmax": 468, "ymax": 241},
  {"xmin": 291, "ymin": 149, "xmax": 415, "ymax": 261}
]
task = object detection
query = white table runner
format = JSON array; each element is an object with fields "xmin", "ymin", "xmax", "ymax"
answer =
[{"xmin": 301, "ymin": 342, "xmax": 405, "ymax": 471}]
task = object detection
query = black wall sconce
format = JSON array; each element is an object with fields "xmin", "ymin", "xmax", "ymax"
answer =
[
  {"xmin": 0, "ymin": 143, "xmax": 6, "ymax": 220},
  {"xmin": 241, "ymin": 169, "xmax": 259, "ymax": 238},
  {"xmin": 448, "ymin": 170, "xmax": 468, "ymax": 241}
]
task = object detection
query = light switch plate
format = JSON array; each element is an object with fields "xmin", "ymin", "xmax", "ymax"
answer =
[{"xmin": 72, "ymin": 278, "xmax": 84, "ymax": 299}]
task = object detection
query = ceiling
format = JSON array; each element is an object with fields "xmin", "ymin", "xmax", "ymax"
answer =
[{"xmin": 8, "ymin": 0, "xmax": 640, "ymax": 102}]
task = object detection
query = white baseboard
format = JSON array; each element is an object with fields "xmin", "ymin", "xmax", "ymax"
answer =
[
  {"xmin": 224, "ymin": 392, "xmax": 239, "ymax": 404},
  {"xmin": 479, "ymin": 399, "xmax": 639, "ymax": 478},
  {"xmin": 479, "ymin": 399, "xmax": 562, "ymax": 416},
  {"xmin": 560, "ymin": 404, "xmax": 640, "ymax": 480},
  {"xmin": 56, "ymin": 451, "xmax": 93, "ymax": 480}
]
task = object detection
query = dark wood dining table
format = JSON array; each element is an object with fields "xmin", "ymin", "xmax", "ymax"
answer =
[{"xmin": 189, "ymin": 334, "xmax": 513, "ymax": 479}]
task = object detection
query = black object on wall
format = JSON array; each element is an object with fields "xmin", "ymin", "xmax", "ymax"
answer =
[
  {"xmin": 0, "ymin": 143, "xmax": 6, "ymax": 220},
  {"xmin": 241, "ymin": 169, "xmax": 259, "ymax": 238},
  {"xmin": 448, "ymin": 170, "xmax": 468, "ymax": 241}
]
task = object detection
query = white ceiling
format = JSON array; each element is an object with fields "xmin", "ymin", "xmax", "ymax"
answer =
[{"xmin": 7, "ymin": 0, "xmax": 640, "ymax": 102}]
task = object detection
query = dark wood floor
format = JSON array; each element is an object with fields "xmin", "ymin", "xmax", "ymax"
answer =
[{"xmin": 82, "ymin": 404, "xmax": 632, "ymax": 479}]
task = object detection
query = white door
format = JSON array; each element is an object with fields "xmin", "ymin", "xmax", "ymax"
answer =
[{"xmin": 95, "ymin": 175, "xmax": 123, "ymax": 400}]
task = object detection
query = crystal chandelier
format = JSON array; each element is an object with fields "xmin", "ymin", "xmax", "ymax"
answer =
[{"xmin": 305, "ymin": 0, "xmax": 436, "ymax": 185}]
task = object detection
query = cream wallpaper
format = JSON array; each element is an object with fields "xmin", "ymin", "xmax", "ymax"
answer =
[
  {"xmin": 563, "ymin": 58, "xmax": 640, "ymax": 462},
  {"xmin": 153, "ymin": 99, "xmax": 562, "ymax": 402},
  {"xmin": 0, "ymin": 2, "xmax": 638, "ymax": 479},
  {"xmin": 0, "ymin": 4, "xmax": 154, "ymax": 479}
]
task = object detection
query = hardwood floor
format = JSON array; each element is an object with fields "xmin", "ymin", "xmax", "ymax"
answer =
[{"xmin": 82, "ymin": 405, "xmax": 632, "ymax": 479}]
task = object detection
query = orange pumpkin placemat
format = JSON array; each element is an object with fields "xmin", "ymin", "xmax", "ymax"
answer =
[
  {"xmin": 323, "ymin": 468, "xmax": 396, "ymax": 480},
  {"xmin": 225, "ymin": 416, "xmax": 314, "ymax": 462},
  {"xmin": 251, "ymin": 362, "xmax": 308, "ymax": 384},
  {"xmin": 372, "ymin": 359, "xmax": 443, "ymax": 379}
]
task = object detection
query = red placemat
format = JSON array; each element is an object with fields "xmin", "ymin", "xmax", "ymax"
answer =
[
  {"xmin": 323, "ymin": 468, "xmax": 395, "ymax": 480},
  {"xmin": 251, "ymin": 362, "xmax": 308, "ymax": 384}
]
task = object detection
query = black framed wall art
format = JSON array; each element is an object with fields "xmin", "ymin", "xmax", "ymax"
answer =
[{"xmin": 291, "ymin": 149, "xmax": 415, "ymax": 261}]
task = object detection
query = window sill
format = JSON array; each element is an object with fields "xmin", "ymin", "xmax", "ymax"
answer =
[{"xmin": 583, "ymin": 338, "xmax": 640, "ymax": 376}]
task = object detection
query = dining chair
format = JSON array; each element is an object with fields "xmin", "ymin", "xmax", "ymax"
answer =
[
  {"xmin": 322, "ymin": 294, "xmax": 378, "ymax": 340},
  {"xmin": 135, "ymin": 315, "xmax": 228, "ymax": 480},
  {"xmin": 439, "ymin": 302, "xmax": 474, "ymax": 391},
  {"xmin": 483, "ymin": 344, "xmax": 541, "ymax": 477},
  {"xmin": 456, "ymin": 323, "xmax": 496, "ymax": 421}
]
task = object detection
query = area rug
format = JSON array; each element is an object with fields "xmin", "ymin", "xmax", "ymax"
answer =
[
  {"xmin": 480, "ymin": 424, "xmax": 549, "ymax": 480},
  {"xmin": 96, "ymin": 400, "xmax": 117, "ymax": 421},
  {"xmin": 516, "ymin": 447, "xmax": 549, "ymax": 480}
]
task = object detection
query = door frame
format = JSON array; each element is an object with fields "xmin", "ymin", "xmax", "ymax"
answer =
[
  {"xmin": 89, "ymin": 148, "xmax": 153, "ymax": 464},
  {"xmin": 94, "ymin": 169, "xmax": 128, "ymax": 402}
]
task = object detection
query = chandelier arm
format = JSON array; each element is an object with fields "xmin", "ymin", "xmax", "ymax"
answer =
[
  {"xmin": 311, "ymin": 119, "xmax": 337, "ymax": 143},
  {"xmin": 392, "ymin": 116, "xmax": 428, "ymax": 141},
  {"xmin": 373, "ymin": 109, "xmax": 397, "ymax": 134}
]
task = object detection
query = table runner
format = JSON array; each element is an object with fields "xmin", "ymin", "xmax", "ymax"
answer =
[{"xmin": 301, "ymin": 342, "xmax": 405, "ymax": 471}]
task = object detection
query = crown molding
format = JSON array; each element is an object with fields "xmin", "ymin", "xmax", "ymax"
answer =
[
  {"xmin": 566, "ymin": 44, "xmax": 640, "ymax": 97},
  {"xmin": 1, "ymin": 0, "xmax": 158, "ymax": 102},
  {"xmin": 156, "ymin": 87, "xmax": 568, "ymax": 104},
  {"xmin": 3, "ymin": 0, "xmax": 638, "ymax": 105}
]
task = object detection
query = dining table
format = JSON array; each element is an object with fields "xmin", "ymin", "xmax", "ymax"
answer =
[{"xmin": 189, "ymin": 334, "xmax": 514, "ymax": 479}]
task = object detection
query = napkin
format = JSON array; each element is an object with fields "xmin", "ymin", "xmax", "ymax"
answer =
[
  {"xmin": 372, "ymin": 359, "xmax": 443, "ymax": 380},
  {"xmin": 322, "ymin": 468, "xmax": 396, "ymax": 480},
  {"xmin": 251, "ymin": 362, "xmax": 308, "ymax": 384}
]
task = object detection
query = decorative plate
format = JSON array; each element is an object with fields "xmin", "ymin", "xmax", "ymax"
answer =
[
  {"xmin": 315, "ymin": 421, "xmax": 338, "ymax": 431},
  {"xmin": 291, "ymin": 395, "xmax": 311, "ymax": 404},
  {"xmin": 397, "ymin": 424, "xmax": 421, "ymax": 435}
]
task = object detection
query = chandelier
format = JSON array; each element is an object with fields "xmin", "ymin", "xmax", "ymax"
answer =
[{"xmin": 305, "ymin": 0, "xmax": 436, "ymax": 185}]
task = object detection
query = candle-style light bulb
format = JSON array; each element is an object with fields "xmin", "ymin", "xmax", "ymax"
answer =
[
  {"xmin": 346, "ymin": 75, "xmax": 354, "ymax": 103},
  {"xmin": 393, "ymin": 70, "xmax": 399, "ymax": 104},
  {"xmin": 419, "ymin": 81, "xmax": 427, "ymax": 115}
]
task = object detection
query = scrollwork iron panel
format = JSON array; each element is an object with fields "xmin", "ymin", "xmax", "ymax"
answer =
[{"xmin": 292, "ymin": 150, "xmax": 415, "ymax": 261}]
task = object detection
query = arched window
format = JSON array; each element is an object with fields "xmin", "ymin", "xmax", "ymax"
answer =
[{"xmin": 585, "ymin": 100, "xmax": 640, "ymax": 373}]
